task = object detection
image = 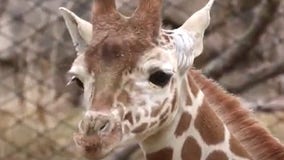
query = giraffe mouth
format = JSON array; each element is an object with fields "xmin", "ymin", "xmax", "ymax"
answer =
[
  {"xmin": 73, "ymin": 133, "xmax": 105, "ymax": 159},
  {"xmin": 73, "ymin": 116, "xmax": 123, "ymax": 160}
]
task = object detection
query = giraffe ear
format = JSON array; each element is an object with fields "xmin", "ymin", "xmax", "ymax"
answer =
[
  {"xmin": 59, "ymin": 7, "xmax": 92, "ymax": 55},
  {"xmin": 179, "ymin": 0, "xmax": 214, "ymax": 58}
]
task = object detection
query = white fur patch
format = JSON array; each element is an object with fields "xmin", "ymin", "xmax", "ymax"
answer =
[
  {"xmin": 172, "ymin": 29, "xmax": 195, "ymax": 75},
  {"xmin": 68, "ymin": 54, "xmax": 88, "ymax": 79}
]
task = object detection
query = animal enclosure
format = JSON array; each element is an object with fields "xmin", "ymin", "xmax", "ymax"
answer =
[{"xmin": 0, "ymin": 0, "xmax": 284, "ymax": 160}]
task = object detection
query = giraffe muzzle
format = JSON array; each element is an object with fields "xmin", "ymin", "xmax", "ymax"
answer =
[
  {"xmin": 79, "ymin": 112, "xmax": 111, "ymax": 136},
  {"xmin": 74, "ymin": 111, "xmax": 123, "ymax": 159}
]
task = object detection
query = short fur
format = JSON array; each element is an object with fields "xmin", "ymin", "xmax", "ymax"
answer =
[
  {"xmin": 61, "ymin": 0, "xmax": 284, "ymax": 159},
  {"xmin": 190, "ymin": 69, "xmax": 284, "ymax": 160}
]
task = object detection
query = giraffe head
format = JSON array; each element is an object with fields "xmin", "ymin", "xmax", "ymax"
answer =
[{"xmin": 60, "ymin": 0, "xmax": 214, "ymax": 159}]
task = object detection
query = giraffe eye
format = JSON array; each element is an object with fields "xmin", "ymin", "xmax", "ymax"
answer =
[
  {"xmin": 69, "ymin": 76, "xmax": 84, "ymax": 89},
  {"xmin": 149, "ymin": 70, "xmax": 172, "ymax": 87}
]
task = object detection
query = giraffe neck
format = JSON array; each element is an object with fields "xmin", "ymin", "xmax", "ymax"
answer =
[
  {"xmin": 140, "ymin": 74, "xmax": 251, "ymax": 160},
  {"xmin": 190, "ymin": 70, "xmax": 284, "ymax": 160}
]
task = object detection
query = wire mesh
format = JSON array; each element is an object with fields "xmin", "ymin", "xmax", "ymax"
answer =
[{"xmin": 0, "ymin": 0, "xmax": 283, "ymax": 160}]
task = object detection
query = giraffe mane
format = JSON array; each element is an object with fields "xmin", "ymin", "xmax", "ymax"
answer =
[{"xmin": 190, "ymin": 69, "xmax": 284, "ymax": 160}]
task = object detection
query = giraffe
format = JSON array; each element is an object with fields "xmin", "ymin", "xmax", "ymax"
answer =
[{"xmin": 59, "ymin": 0, "xmax": 284, "ymax": 159}]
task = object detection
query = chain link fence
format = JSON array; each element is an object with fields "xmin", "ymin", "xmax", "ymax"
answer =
[
  {"xmin": 0, "ymin": 0, "xmax": 283, "ymax": 160},
  {"xmin": 0, "ymin": 1, "xmax": 90, "ymax": 159}
]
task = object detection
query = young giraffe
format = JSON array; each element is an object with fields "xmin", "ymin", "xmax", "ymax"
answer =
[{"xmin": 60, "ymin": 0, "xmax": 284, "ymax": 160}]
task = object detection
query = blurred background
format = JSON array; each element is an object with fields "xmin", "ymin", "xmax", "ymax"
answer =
[{"xmin": 0, "ymin": 0, "xmax": 283, "ymax": 160}]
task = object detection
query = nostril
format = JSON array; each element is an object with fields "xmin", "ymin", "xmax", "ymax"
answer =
[
  {"xmin": 98, "ymin": 120, "xmax": 110, "ymax": 133},
  {"xmin": 79, "ymin": 112, "xmax": 114, "ymax": 136},
  {"xmin": 78, "ymin": 119, "xmax": 88, "ymax": 135}
]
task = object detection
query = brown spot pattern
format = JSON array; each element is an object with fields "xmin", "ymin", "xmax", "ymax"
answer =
[
  {"xmin": 132, "ymin": 123, "xmax": 148, "ymax": 133},
  {"xmin": 182, "ymin": 137, "xmax": 201, "ymax": 160},
  {"xmin": 184, "ymin": 80, "xmax": 193, "ymax": 107},
  {"xmin": 171, "ymin": 91, "xmax": 177, "ymax": 112},
  {"xmin": 158, "ymin": 107, "xmax": 170, "ymax": 127},
  {"xmin": 174, "ymin": 112, "xmax": 192, "ymax": 137},
  {"xmin": 170, "ymin": 79, "xmax": 175, "ymax": 91},
  {"xmin": 144, "ymin": 108, "xmax": 149, "ymax": 117},
  {"xmin": 146, "ymin": 147, "xmax": 173, "ymax": 160},
  {"xmin": 186, "ymin": 92, "xmax": 193, "ymax": 106},
  {"xmin": 135, "ymin": 114, "xmax": 141, "ymax": 122},
  {"xmin": 151, "ymin": 98, "xmax": 168, "ymax": 117},
  {"xmin": 124, "ymin": 112, "xmax": 133, "ymax": 125},
  {"xmin": 190, "ymin": 69, "xmax": 284, "ymax": 160},
  {"xmin": 149, "ymin": 122, "xmax": 156, "ymax": 128},
  {"xmin": 160, "ymin": 107, "xmax": 169, "ymax": 121},
  {"xmin": 162, "ymin": 34, "xmax": 170, "ymax": 43},
  {"xmin": 123, "ymin": 125, "xmax": 130, "ymax": 133},
  {"xmin": 194, "ymin": 101, "xmax": 225, "ymax": 145},
  {"xmin": 151, "ymin": 106, "xmax": 163, "ymax": 117},
  {"xmin": 159, "ymin": 117, "xmax": 167, "ymax": 126},
  {"xmin": 206, "ymin": 151, "xmax": 228, "ymax": 160},
  {"xmin": 229, "ymin": 135, "xmax": 251, "ymax": 158}
]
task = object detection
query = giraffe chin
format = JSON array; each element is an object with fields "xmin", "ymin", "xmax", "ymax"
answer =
[{"xmin": 73, "ymin": 124, "xmax": 123, "ymax": 160}]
